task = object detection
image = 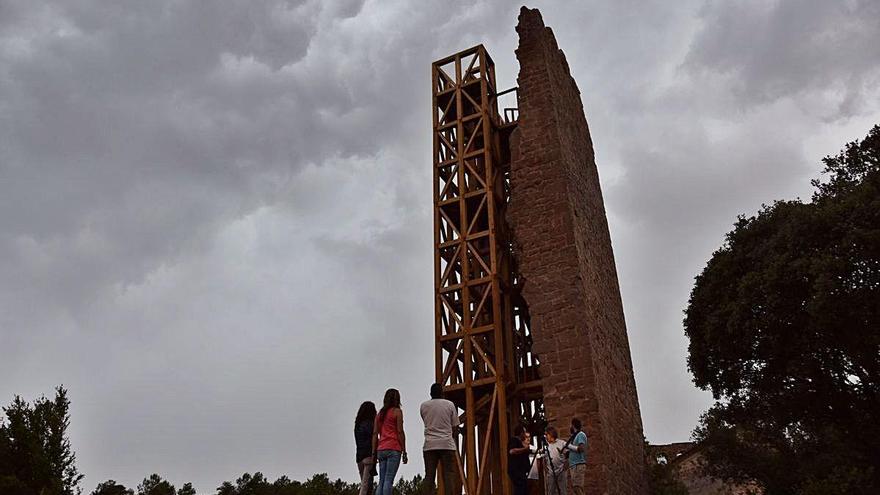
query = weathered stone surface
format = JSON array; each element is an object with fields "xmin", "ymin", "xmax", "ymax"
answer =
[{"xmin": 507, "ymin": 7, "xmax": 648, "ymax": 494}]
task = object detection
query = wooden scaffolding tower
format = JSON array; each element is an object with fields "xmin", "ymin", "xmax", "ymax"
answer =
[{"xmin": 432, "ymin": 45, "xmax": 545, "ymax": 495}]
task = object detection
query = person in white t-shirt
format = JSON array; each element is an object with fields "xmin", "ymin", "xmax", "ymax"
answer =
[
  {"xmin": 420, "ymin": 383, "xmax": 460, "ymax": 495},
  {"xmin": 542, "ymin": 425, "xmax": 567, "ymax": 495}
]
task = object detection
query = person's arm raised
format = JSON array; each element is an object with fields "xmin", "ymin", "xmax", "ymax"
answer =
[
  {"xmin": 508, "ymin": 432, "xmax": 532, "ymax": 455},
  {"xmin": 567, "ymin": 432, "xmax": 586, "ymax": 453}
]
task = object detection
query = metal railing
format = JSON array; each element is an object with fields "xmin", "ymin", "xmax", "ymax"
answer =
[{"xmin": 495, "ymin": 86, "xmax": 519, "ymax": 125}]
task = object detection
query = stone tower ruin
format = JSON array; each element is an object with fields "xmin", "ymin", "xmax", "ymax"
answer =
[{"xmin": 431, "ymin": 7, "xmax": 647, "ymax": 495}]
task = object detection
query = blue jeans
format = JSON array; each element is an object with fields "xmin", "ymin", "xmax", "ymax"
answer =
[{"xmin": 377, "ymin": 450, "xmax": 401, "ymax": 495}]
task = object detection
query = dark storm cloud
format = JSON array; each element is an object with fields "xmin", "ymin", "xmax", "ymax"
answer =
[
  {"xmin": 0, "ymin": 0, "xmax": 510, "ymax": 489},
  {"xmin": 684, "ymin": 0, "xmax": 880, "ymax": 114},
  {"xmin": 1, "ymin": 0, "xmax": 878, "ymax": 492}
]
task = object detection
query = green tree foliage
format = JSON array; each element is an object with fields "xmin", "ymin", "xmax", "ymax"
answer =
[
  {"xmin": 137, "ymin": 474, "xmax": 175, "ymax": 495},
  {"xmin": 392, "ymin": 474, "xmax": 423, "ymax": 495},
  {"xmin": 216, "ymin": 472, "xmax": 353, "ymax": 495},
  {"xmin": 132, "ymin": 474, "xmax": 196, "ymax": 495},
  {"xmin": 216, "ymin": 472, "xmax": 278, "ymax": 495},
  {"xmin": 300, "ymin": 473, "xmax": 357, "ymax": 495},
  {"xmin": 0, "ymin": 386, "xmax": 84, "ymax": 495},
  {"xmin": 91, "ymin": 480, "xmax": 134, "ymax": 495},
  {"xmin": 685, "ymin": 125, "xmax": 880, "ymax": 494},
  {"xmin": 648, "ymin": 462, "xmax": 688, "ymax": 495},
  {"xmin": 214, "ymin": 472, "xmax": 424, "ymax": 495},
  {"xmin": 644, "ymin": 441, "xmax": 688, "ymax": 495},
  {"xmin": 94, "ymin": 477, "xmax": 193, "ymax": 495}
]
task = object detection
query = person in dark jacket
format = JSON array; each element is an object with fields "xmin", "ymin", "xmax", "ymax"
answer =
[
  {"xmin": 508, "ymin": 425, "xmax": 532, "ymax": 495},
  {"xmin": 355, "ymin": 401, "xmax": 378, "ymax": 495}
]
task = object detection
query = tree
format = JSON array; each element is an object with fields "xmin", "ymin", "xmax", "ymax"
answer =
[
  {"xmin": 215, "ymin": 472, "xmax": 361, "ymax": 495},
  {"xmin": 648, "ymin": 462, "xmax": 688, "ymax": 495},
  {"xmin": 392, "ymin": 474, "xmax": 423, "ymax": 495},
  {"xmin": 0, "ymin": 386, "xmax": 84, "ymax": 495},
  {"xmin": 176, "ymin": 483, "xmax": 196, "ymax": 495},
  {"xmin": 216, "ymin": 472, "xmax": 274, "ymax": 495},
  {"xmin": 300, "ymin": 473, "xmax": 357, "ymax": 495},
  {"xmin": 271, "ymin": 476, "xmax": 303, "ymax": 495},
  {"xmin": 644, "ymin": 440, "xmax": 688, "ymax": 495},
  {"xmin": 137, "ymin": 475, "xmax": 175, "ymax": 495},
  {"xmin": 684, "ymin": 125, "xmax": 880, "ymax": 494},
  {"xmin": 92, "ymin": 480, "xmax": 133, "ymax": 495}
]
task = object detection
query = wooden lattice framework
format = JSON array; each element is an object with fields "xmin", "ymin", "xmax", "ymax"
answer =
[{"xmin": 432, "ymin": 45, "xmax": 545, "ymax": 495}]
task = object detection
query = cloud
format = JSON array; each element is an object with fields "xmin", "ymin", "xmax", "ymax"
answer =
[{"xmin": 683, "ymin": 0, "xmax": 880, "ymax": 117}]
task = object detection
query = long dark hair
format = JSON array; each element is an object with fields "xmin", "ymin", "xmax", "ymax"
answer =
[
  {"xmin": 355, "ymin": 401, "xmax": 376, "ymax": 427},
  {"xmin": 378, "ymin": 388, "xmax": 401, "ymax": 424}
]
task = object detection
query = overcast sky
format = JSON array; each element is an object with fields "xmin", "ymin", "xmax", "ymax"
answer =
[{"xmin": 1, "ymin": 0, "xmax": 879, "ymax": 492}]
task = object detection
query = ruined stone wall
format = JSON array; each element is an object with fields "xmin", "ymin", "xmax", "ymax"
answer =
[{"xmin": 507, "ymin": 7, "xmax": 648, "ymax": 494}]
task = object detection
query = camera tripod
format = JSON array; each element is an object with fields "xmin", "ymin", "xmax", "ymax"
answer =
[{"xmin": 534, "ymin": 441, "xmax": 564, "ymax": 495}]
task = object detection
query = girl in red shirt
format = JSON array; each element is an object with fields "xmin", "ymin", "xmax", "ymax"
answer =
[{"xmin": 372, "ymin": 388, "xmax": 407, "ymax": 495}]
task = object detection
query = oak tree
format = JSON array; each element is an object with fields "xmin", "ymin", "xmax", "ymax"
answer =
[{"xmin": 685, "ymin": 126, "xmax": 880, "ymax": 494}]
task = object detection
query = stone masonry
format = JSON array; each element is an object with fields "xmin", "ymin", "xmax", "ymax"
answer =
[{"xmin": 507, "ymin": 7, "xmax": 648, "ymax": 494}]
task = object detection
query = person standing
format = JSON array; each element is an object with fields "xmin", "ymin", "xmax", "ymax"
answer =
[
  {"xmin": 507, "ymin": 425, "xmax": 532, "ymax": 495},
  {"xmin": 565, "ymin": 418, "xmax": 588, "ymax": 495},
  {"xmin": 354, "ymin": 401, "xmax": 377, "ymax": 495},
  {"xmin": 542, "ymin": 425, "xmax": 567, "ymax": 495},
  {"xmin": 372, "ymin": 388, "xmax": 407, "ymax": 495},
  {"xmin": 420, "ymin": 383, "xmax": 459, "ymax": 495}
]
